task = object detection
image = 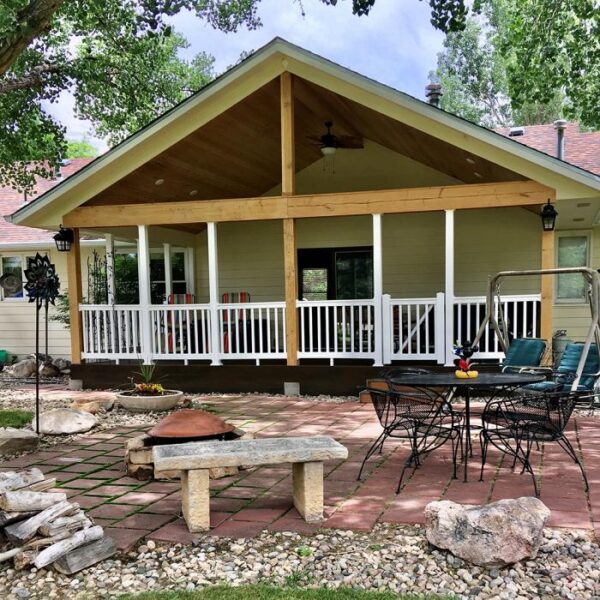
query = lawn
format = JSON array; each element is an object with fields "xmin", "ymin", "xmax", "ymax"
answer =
[
  {"xmin": 0, "ymin": 409, "xmax": 33, "ymax": 428},
  {"xmin": 120, "ymin": 586, "xmax": 450, "ymax": 599}
]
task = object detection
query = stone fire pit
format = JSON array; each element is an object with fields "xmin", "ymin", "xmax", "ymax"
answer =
[{"xmin": 125, "ymin": 408, "xmax": 251, "ymax": 480}]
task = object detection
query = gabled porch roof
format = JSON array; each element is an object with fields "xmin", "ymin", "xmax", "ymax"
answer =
[{"xmin": 8, "ymin": 37, "xmax": 600, "ymax": 231}]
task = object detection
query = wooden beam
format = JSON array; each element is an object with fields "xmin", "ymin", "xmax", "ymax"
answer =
[
  {"xmin": 540, "ymin": 230, "xmax": 555, "ymax": 341},
  {"xmin": 66, "ymin": 228, "xmax": 83, "ymax": 364},
  {"xmin": 63, "ymin": 181, "xmax": 555, "ymax": 228},
  {"xmin": 281, "ymin": 72, "xmax": 298, "ymax": 366}
]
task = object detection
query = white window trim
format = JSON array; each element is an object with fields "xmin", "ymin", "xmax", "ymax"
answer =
[{"xmin": 555, "ymin": 230, "xmax": 592, "ymax": 305}]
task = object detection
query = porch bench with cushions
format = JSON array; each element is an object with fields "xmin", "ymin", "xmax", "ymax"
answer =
[{"xmin": 153, "ymin": 436, "xmax": 348, "ymax": 532}]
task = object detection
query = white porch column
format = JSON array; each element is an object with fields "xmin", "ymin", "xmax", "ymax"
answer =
[
  {"xmin": 185, "ymin": 247, "xmax": 195, "ymax": 298},
  {"xmin": 444, "ymin": 209, "xmax": 455, "ymax": 365},
  {"xmin": 105, "ymin": 234, "xmax": 116, "ymax": 305},
  {"xmin": 372, "ymin": 213, "xmax": 383, "ymax": 366},
  {"xmin": 137, "ymin": 225, "xmax": 153, "ymax": 364},
  {"xmin": 163, "ymin": 243, "xmax": 172, "ymax": 300},
  {"xmin": 207, "ymin": 222, "xmax": 222, "ymax": 365}
]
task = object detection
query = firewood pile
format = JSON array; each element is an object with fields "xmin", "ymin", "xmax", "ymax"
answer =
[{"xmin": 0, "ymin": 468, "xmax": 116, "ymax": 574}]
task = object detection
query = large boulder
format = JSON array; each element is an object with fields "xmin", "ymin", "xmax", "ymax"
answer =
[
  {"xmin": 0, "ymin": 428, "xmax": 39, "ymax": 454},
  {"xmin": 37, "ymin": 409, "xmax": 97, "ymax": 435},
  {"xmin": 425, "ymin": 497, "xmax": 551, "ymax": 567},
  {"xmin": 70, "ymin": 394, "xmax": 115, "ymax": 414},
  {"xmin": 39, "ymin": 361, "xmax": 61, "ymax": 378},
  {"xmin": 52, "ymin": 357, "xmax": 71, "ymax": 373},
  {"xmin": 8, "ymin": 358, "xmax": 37, "ymax": 378}
]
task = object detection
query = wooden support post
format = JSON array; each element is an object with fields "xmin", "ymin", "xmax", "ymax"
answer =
[
  {"xmin": 137, "ymin": 225, "xmax": 153, "ymax": 364},
  {"xmin": 281, "ymin": 72, "xmax": 298, "ymax": 366},
  {"xmin": 163, "ymin": 243, "xmax": 172, "ymax": 299},
  {"xmin": 372, "ymin": 214, "xmax": 383, "ymax": 366},
  {"xmin": 541, "ymin": 230, "xmax": 555, "ymax": 340},
  {"xmin": 207, "ymin": 222, "xmax": 222, "ymax": 366},
  {"xmin": 66, "ymin": 228, "xmax": 83, "ymax": 364},
  {"xmin": 444, "ymin": 210, "xmax": 455, "ymax": 365}
]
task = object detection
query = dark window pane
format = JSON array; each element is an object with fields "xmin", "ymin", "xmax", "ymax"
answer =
[
  {"xmin": 173, "ymin": 281, "xmax": 187, "ymax": 294},
  {"xmin": 1, "ymin": 256, "xmax": 23, "ymax": 299},
  {"xmin": 114, "ymin": 253, "xmax": 139, "ymax": 304},
  {"xmin": 335, "ymin": 251, "xmax": 373, "ymax": 299},
  {"xmin": 150, "ymin": 254, "xmax": 165, "ymax": 280},
  {"xmin": 172, "ymin": 252, "xmax": 185, "ymax": 280}
]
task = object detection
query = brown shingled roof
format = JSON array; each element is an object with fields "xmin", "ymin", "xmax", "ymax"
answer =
[
  {"xmin": 495, "ymin": 123, "xmax": 600, "ymax": 176},
  {"xmin": 0, "ymin": 158, "xmax": 94, "ymax": 246}
]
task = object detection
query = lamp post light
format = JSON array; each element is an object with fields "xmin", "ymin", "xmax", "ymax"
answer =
[{"xmin": 541, "ymin": 200, "xmax": 558, "ymax": 231}]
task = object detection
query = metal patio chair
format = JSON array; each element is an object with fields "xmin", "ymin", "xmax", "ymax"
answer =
[
  {"xmin": 501, "ymin": 337, "xmax": 547, "ymax": 372},
  {"xmin": 358, "ymin": 386, "xmax": 463, "ymax": 493},
  {"xmin": 479, "ymin": 390, "xmax": 589, "ymax": 496}
]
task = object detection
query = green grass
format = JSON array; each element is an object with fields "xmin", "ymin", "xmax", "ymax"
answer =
[
  {"xmin": 0, "ymin": 409, "xmax": 33, "ymax": 428},
  {"xmin": 119, "ymin": 585, "xmax": 450, "ymax": 600}
]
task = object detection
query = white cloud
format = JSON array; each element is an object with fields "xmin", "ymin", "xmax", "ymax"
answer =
[{"xmin": 46, "ymin": 0, "xmax": 445, "ymax": 151}]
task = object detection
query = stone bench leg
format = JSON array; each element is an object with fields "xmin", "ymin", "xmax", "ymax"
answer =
[
  {"xmin": 292, "ymin": 461, "xmax": 323, "ymax": 523},
  {"xmin": 181, "ymin": 469, "xmax": 210, "ymax": 532}
]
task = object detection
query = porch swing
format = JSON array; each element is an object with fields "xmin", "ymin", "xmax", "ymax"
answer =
[{"xmin": 472, "ymin": 267, "xmax": 600, "ymax": 392}]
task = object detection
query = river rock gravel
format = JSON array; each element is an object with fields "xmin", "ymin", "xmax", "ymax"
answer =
[{"xmin": 0, "ymin": 525, "xmax": 598, "ymax": 600}]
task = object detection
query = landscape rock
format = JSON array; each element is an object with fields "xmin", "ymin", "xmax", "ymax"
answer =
[
  {"xmin": 39, "ymin": 362, "xmax": 61, "ymax": 378},
  {"xmin": 51, "ymin": 357, "xmax": 71, "ymax": 372},
  {"xmin": 8, "ymin": 359, "xmax": 36, "ymax": 378},
  {"xmin": 425, "ymin": 497, "xmax": 551, "ymax": 567},
  {"xmin": 0, "ymin": 428, "xmax": 39, "ymax": 454},
  {"xmin": 37, "ymin": 409, "xmax": 97, "ymax": 435},
  {"xmin": 71, "ymin": 395, "xmax": 115, "ymax": 414}
]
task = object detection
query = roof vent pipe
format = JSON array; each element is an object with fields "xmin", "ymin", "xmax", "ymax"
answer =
[
  {"xmin": 554, "ymin": 119, "xmax": 567, "ymax": 160},
  {"xmin": 425, "ymin": 83, "xmax": 443, "ymax": 108}
]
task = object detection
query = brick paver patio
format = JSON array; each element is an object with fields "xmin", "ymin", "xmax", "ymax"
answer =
[{"xmin": 2, "ymin": 393, "xmax": 598, "ymax": 551}]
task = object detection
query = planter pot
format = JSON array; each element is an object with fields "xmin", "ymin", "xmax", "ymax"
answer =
[{"xmin": 115, "ymin": 390, "xmax": 184, "ymax": 413}]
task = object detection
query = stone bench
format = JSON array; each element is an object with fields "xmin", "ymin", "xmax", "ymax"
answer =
[{"xmin": 153, "ymin": 436, "xmax": 348, "ymax": 532}]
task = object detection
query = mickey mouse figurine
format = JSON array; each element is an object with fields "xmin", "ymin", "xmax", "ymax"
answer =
[{"xmin": 453, "ymin": 340, "xmax": 479, "ymax": 379}]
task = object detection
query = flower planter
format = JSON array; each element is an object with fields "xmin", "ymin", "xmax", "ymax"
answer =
[{"xmin": 115, "ymin": 390, "xmax": 183, "ymax": 413}]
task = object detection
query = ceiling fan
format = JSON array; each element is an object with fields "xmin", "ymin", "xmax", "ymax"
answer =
[{"xmin": 307, "ymin": 121, "xmax": 363, "ymax": 156}]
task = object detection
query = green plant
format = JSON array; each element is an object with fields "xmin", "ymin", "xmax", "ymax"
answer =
[
  {"xmin": 283, "ymin": 570, "xmax": 314, "ymax": 588},
  {"xmin": 0, "ymin": 410, "xmax": 34, "ymax": 428},
  {"xmin": 49, "ymin": 293, "xmax": 70, "ymax": 326},
  {"xmin": 368, "ymin": 544, "xmax": 383, "ymax": 551},
  {"xmin": 135, "ymin": 362, "xmax": 157, "ymax": 385},
  {"xmin": 296, "ymin": 546, "xmax": 313, "ymax": 557}
]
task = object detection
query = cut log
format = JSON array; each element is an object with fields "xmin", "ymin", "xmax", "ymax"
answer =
[
  {"xmin": 53, "ymin": 536, "xmax": 117, "ymax": 574},
  {"xmin": 0, "ymin": 547, "xmax": 20, "ymax": 563},
  {"xmin": 0, "ymin": 469, "xmax": 44, "ymax": 493},
  {"xmin": 0, "ymin": 472, "xmax": 16, "ymax": 480},
  {"xmin": 33, "ymin": 526, "xmax": 104, "ymax": 569},
  {"xmin": 39, "ymin": 513, "xmax": 91, "ymax": 537},
  {"xmin": 0, "ymin": 510, "xmax": 37, "ymax": 527},
  {"xmin": 5, "ymin": 501, "xmax": 78, "ymax": 544},
  {"xmin": 24, "ymin": 478, "xmax": 56, "ymax": 493},
  {"xmin": 0, "ymin": 491, "xmax": 67, "ymax": 512}
]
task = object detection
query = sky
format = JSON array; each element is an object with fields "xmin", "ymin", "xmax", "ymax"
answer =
[{"xmin": 46, "ymin": 0, "xmax": 445, "ymax": 152}]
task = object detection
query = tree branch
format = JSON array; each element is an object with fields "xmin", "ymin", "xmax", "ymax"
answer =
[
  {"xmin": 0, "ymin": 63, "xmax": 62, "ymax": 93},
  {"xmin": 0, "ymin": 0, "xmax": 65, "ymax": 76}
]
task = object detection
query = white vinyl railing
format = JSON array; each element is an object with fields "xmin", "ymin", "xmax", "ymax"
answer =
[
  {"xmin": 80, "ymin": 293, "xmax": 542, "ymax": 364},
  {"xmin": 297, "ymin": 299, "xmax": 377, "ymax": 363},
  {"xmin": 453, "ymin": 294, "xmax": 541, "ymax": 359},
  {"xmin": 383, "ymin": 293, "xmax": 445, "ymax": 363},
  {"xmin": 81, "ymin": 305, "xmax": 142, "ymax": 359},
  {"xmin": 149, "ymin": 305, "xmax": 212, "ymax": 360},
  {"xmin": 218, "ymin": 302, "xmax": 286, "ymax": 361}
]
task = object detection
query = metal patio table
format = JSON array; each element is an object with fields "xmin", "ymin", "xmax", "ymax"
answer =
[{"xmin": 389, "ymin": 371, "xmax": 546, "ymax": 482}]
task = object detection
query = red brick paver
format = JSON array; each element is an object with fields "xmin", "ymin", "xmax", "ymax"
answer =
[{"xmin": 3, "ymin": 388, "xmax": 598, "ymax": 549}]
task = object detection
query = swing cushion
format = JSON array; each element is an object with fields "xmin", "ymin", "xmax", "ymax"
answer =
[
  {"xmin": 526, "ymin": 342, "xmax": 599, "ymax": 392},
  {"xmin": 501, "ymin": 338, "xmax": 546, "ymax": 370}
]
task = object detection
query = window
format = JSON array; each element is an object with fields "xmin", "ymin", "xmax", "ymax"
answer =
[
  {"xmin": 0, "ymin": 255, "xmax": 35, "ymax": 301},
  {"xmin": 556, "ymin": 233, "xmax": 590, "ymax": 302},
  {"xmin": 150, "ymin": 250, "xmax": 187, "ymax": 304},
  {"xmin": 301, "ymin": 268, "xmax": 328, "ymax": 301}
]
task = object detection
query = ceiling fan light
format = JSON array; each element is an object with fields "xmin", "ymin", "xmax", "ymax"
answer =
[{"xmin": 321, "ymin": 146, "xmax": 336, "ymax": 156}]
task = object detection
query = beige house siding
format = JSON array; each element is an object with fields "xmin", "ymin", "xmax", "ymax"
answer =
[{"xmin": 0, "ymin": 247, "xmax": 96, "ymax": 360}]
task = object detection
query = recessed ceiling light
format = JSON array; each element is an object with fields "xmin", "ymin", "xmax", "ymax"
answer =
[
  {"xmin": 577, "ymin": 202, "xmax": 591, "ymax": 208},
  {"xmin": 473, "ymin": 172, "xmax": 483, "ymax": 179},
  {"xmin": 189, "ymin": 189, "xmax": 198, "ymax": 197},
  {"xmin": 154, "ymin": 178, "xmax": 164, "ymax": 186},
  {"xmin": 465, "ymin": 157, "xmax": 476, "ymax": 164},
  {"xmin": 573, "ymin": 217, "xmax": 585, "ymax": 222}
]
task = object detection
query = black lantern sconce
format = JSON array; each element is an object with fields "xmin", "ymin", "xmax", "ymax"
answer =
[
  {"xmin": 541, "ymin": 200, "xmax": 558, "ymax": 231},
  {"xmin": 53, "ymin": 226, "xmax": 74, "ymax": 252}
]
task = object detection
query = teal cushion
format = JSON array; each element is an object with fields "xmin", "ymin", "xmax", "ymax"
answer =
[{"xmin": 502, "ymin": 338, "xmax": 546, "ymax": 368}]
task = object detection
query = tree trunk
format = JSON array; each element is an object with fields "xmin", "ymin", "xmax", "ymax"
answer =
[
  {"xmin": 53, "ymin": 536, "xmax": 116, "ymax": 574},
  {"xmin": 0, "ymin": 469, "xmax": 44, "ymax": 494},
  {"xmin": 39, "ymin": 512, "xmax": 91, "ymax": 537},
  {"xmin": 0, "ymin": 491, "xmax": 66, "ymax": 512},
  {"xmin": 33, "ymin": 526, "xmax": 104, "ymax": 569},
  {"xmin": 0, "ymin": 0, "xmax": 65, "ymax": 77},
  {"xmin": 5, "ymin": 500, "xmax": 77, "ymax": 545}
]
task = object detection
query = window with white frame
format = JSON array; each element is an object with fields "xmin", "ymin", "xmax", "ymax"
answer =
[
  {"xmin": 0, "ymin": 254, "xmax": 36, "ymax": 301},
  {"xmin": 556, "ymin": 233, "xmax": 591, "ymax": 303},
  {"xmin": 149, "ymin": 250, "xmax": 186, "ymax": 303}
]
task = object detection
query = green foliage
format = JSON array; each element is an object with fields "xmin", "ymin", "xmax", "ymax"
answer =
[
  {"xmin": 49, "ymin": 292, "xmax": 70, "ymax": 326},
  {"xmin": 117, "ymin": 585, "xmax": 449, "ymax": 599},
  {"xmin": 430, "ymin": 1, "xmax": 564, "ymax": 127},
  {"xmin": 66, "ymin": 139, "xmax": 97, "ymax": 158},
  {"xmin": 114, "ymin": 253, "xmax": 139, "ymax": 304},
  {"xmin": 0, "ymin": 409, "xmax": 34, "ymax": 429},
  {"xmin": 295, "ymin": 546, "xmax": 313, "ymax": 557}
]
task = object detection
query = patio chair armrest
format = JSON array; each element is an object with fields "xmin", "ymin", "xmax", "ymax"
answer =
[{"xmin": 502, "ymin": 365, "xmax": 552, "ymax": 375}]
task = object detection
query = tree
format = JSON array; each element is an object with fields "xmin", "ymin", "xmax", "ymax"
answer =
[
  {"xmin": 66, "ymin": 139, "xmax": 97, "ymax": 158},
  {"xmin": 430, "ymin": 2, "xmax": 564, "ymax": 128}
]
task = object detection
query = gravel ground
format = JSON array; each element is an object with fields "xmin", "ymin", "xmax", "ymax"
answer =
[{"xmin": 0, "ymin": 525, "xmax": 598, "ymax": 600}]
